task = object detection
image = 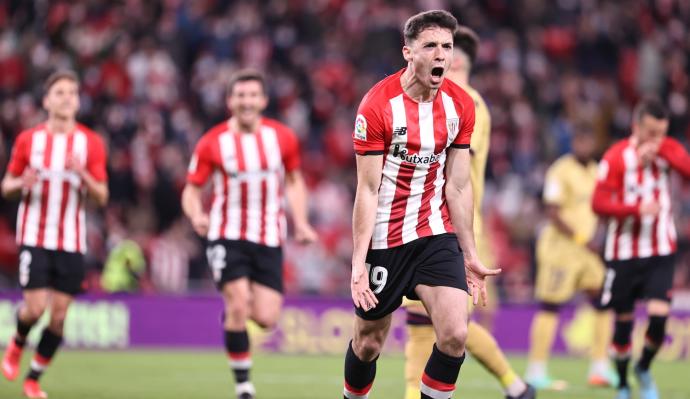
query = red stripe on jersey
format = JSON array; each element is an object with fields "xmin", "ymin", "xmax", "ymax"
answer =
[
  {"xmin": 19, "ymin": 191, "xmax": 32, "ymax": 244},
  {"xmin": 256, "ymin": 132, "xmax": 269, "ymax": 245},
  {"xmin": 631, "ymin": 167, "xmax": 644, "ymax": 258},
  {"xmin": 35, "ymin": 134, "xmax": 53, "ymax": 248},
  {"xmin": 75, "ymin": 193, "xmax": 82, "ymax": 253},
  {"xmin": 421, "ymin": 372, "xmax": 455, "ymax": 391},
  {"xmin": 651, "ymin": 162, "xmax": 660, "ymax": 256},
  {"xmin": 57, "ymin": 133, "xmax": 75, "ymax": 250},
  {"xmin": 417, "ymin": 98, "xmax": 449, "ymax": 237},
  {"xmin": 416, "ymin": 161, "xmax": 441, "ymax": 237},
  {"xmin": 387, "ymin": 98, "xmax": 420, "ymax": 247},
  {"xmin": 218, "ymin": 171, "xmax": 229, "ymax": 238},
  {"xmin": 233, "ymin": 133, "xmax": 248, "ymax": 241}
]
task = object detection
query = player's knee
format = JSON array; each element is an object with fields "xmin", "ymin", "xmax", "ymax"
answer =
[
  {"xmin": 251, "ymin": 311, "xmax": 279, "ymax": 329},
  {"xmin": 352, "ymin": 333, "xmax": 384, "ymax": 361},
  {"xmin": 436, "ymin": 324, "xmax": 467, "ymax": 357},
  {"xmin": 23, "ymin": 302, "xmax": 47, "ymax": 322},
  {"xmin": 224, "ymin": 302, "xmax": 250, "ymax": 326}
]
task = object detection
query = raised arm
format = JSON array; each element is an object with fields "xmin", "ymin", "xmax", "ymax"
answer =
[
  {"xmin": 591, "ymin": 153, "xmax": 658, "ymax": 218},
  {"xmin": 658, "ymin": 137, "xmax": 690, "ymax": 179}
]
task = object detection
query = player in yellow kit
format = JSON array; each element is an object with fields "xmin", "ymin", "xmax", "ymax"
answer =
[
  {"xmin": 403, "ymin": 27, "xmax": 535, "ymax": 399},
  {"xmin": 525, "ymin": 123, "xmax": 617, "ymax": 390}
]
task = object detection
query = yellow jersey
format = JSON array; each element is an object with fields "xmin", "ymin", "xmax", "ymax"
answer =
[
  {"xmin": 464, "ymin": 85, "xmax": 491, "ymax": 236},
  {"xmin": 541, "ymin": 154, "xmax": 599, "ymax": 244}
]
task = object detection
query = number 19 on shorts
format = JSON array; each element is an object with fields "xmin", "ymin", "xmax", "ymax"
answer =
[{"xmin": 366, "ymin": 263, "xmax": 388, "ymax": 294}]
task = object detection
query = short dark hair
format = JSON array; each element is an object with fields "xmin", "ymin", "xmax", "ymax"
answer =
[
  {"xmin": 454, "ymin": 26, "xmax": 479, "ymax": 65},
  {"xmin": 633, "ymin": 97, "xmax": 669, "ymax": 122},
  {"xmin": 43, "ymin": 70, "xmax": 79, "ymax": 94},
  {"xmin": 403, "ymin": 10, "xmax": 458, "ymax": 45},
  {"xmin": 226, "ymin": 69, "xmax": 267, "ymax": 97}
]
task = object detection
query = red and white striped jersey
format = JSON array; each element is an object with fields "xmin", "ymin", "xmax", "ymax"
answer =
[
  {"xmin": 187, "ymin": 118, "xmax": 300, "ymax": 247},
  {"xmin": 593, "ymin": 137, "xmax": 690, "ymax": 261},
  {"xmin": 353, "ymin": 69, "xmax": 475, "ymax": 249},
  {"xmin": 7, "ymin": 123, "xmax": 108, "ymax": 253}
]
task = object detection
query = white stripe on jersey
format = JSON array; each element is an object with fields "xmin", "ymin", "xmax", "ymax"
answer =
[
  {"xmin": 241, "ymin": 134, "xmax": 262, "ymax": 243},
  {"xmin": 62, "ymin": 132, "xmax": 85, "ymax": 252},
  {"xmin": 208, "ymin": 170, "xmax": 225, "ymax": 241},
  {"xmin": 260, "ymin": 127, "xmax": 282, "ymax": 247},
  {"xmin": 441, "ymin": 92, "xmax": 460, "ymax": 145},
  {"xmin": 219, "ymin": 132, "xmax": 241, "ymax": 241},
  {"xmin": 637, "ymin": 166, "xmax": 655, "ymax": 258},
  {"xmin": 617, "ymin": 147, "xmax": 638, "ymax": 260},
  {"xmin": 604, "ymin": 219, "xmax": 617, "ymax": 261},
  {"xmin": 400, "ymin": 102, "xmax": 434, "ymax": 245},
  {"xmin": 657, "ymin": 163, "xmax": 672, "ymax": 255},
  {"xmin": 42, "ymin": 134, "xmax": 67, "ymax": 250},
  {"xmin": 22, "ymin": 131, "xmax": 47, "ymax": 247},
  {"xmin": 371, "ymin": 94, "xmax": 406, "ymax": 249}
]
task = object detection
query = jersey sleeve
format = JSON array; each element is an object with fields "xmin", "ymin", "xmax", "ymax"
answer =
[
  {"xmin": 352, "ymin": 97, "xmax": 386, "ymax": 155},
  {"xmin": 658, "ymin": 137, "xmax": 690, "ymax": 179},
  {"xmin": 591, "ymin": 149, "xmax": 639, "ymax": 218},
  {"xmin": 451, "ymin": 93, "xmax": 476, "ymax": 148},
  {"xmin": 7, "ymin": 131, "xmax": 30, "ymax": 176},
  {"xmin": 186, "ymin": 135, "xmax": 215, "ymax": 186},
  {"xmin": 543, "ymin": 163, "xmax": 566, "ymax": 206},
  {"xmin": 278, "ymin": 127, "xmax": 301, "ymax": 172},
  {"xmin": 87, "ymin": 134, "xmax": 108, "ymax": 182}
]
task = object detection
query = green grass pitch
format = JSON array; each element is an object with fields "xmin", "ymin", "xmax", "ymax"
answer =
[{"xmin": 0, "ymin": 351, "xmax": 688, "ymax": 398}]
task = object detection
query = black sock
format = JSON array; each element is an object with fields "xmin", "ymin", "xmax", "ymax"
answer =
[
  {"xmin": 225, "ymin": 330, "xmax": 251, "ymax": 384},
  {"xmin": 15, "ymin": 313, "xmax": 34, "ymax": 348},
  {"xmin": 421, "ymin": 344, "xmax": 465, "ymax": 399},
  {"xmin": 612, "ymin": 319, "xmax": 634, "ymax": 388},
  {"xmin": 637, "ymin": 316, "xmax": 667, "ymax": 371},
  {"xmin": 26, "ymin": 329, "xmax": 63, "ymax": 381},
  {"xmin": 343, "ymin": 340, "xmax": 377, "ymax": 399}
]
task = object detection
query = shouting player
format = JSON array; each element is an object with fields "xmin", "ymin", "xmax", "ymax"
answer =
[
  {"xmin": 182, "ymin": 69, "xmax": 316, "ymax": 399},
  {"xmin": 593, "ymin": 98, "xmax": 690, "ymax": 399},
  {"xmin": 403, "ymin": 27, "xmax": 535, "ymax": 399},
  {"xmin": 525, "ymin": 122, "xmax": 617, "ymax": 390},
  {"xmin": 343, "ymin": 11, "xmax": 500, "ymax": 399},
  {"xmin": 1, "ymin": 70, "xmax": 108, "ymax": 399}
]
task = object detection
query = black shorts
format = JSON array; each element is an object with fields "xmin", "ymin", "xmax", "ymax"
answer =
[
  {"xmin": 206, "ymin": 239, "xmax": 283, "ymax": 293},
  {"xmin": 18, "ymin": 245, "xmax": 85, "ymax": 295},
  {"xmin": 356, "ymin": 233, "xmax": 468, "ymax": 321},
  {"xmin": 600, "ymin": 255, "xmax": 675, "ymax": 313}
]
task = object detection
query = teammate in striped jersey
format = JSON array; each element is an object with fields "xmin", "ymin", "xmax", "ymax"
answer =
[
  {"xmin": 343, "ymin": 11, "xmax": 500, "ymax": 399},
  {"xmin": 593, "ymin": 98, "xmax": 690, "ymax": 399},
  {"xmin": 181, "ymin": 69, "xmax": 316, "ymax": 399},
  {"xmin": 1, "ymin": 70, "xmax": 108, "ymax": 399},
  {"xmin": 402, "ymin": 27, "xmax": 535, "ymax": 399}
]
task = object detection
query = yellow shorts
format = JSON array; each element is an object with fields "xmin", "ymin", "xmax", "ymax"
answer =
[{"xmin": 535, "ymin": 235, "xmax": 605, "ymax": 304}]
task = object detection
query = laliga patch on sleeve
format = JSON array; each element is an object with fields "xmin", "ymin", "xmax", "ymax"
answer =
[
  {"xmin": 597, "ymin": 160, "xmax": 609, "ymax": 181},
  {"xmin": 354, "ymin": 114, "xmax": 367, "ymax": 141}
]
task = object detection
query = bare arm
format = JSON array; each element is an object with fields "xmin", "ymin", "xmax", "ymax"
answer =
[
  {"xmin": 181, "ymin": 183, "xmax": 209, "ymax": 237},
  {"xmin": 445, "ymin": 148, "xmax": 500, "ymax": 305},
  {"xmin": 80, "ymin": 170, "xmax": 109, "ymax": 207},
  {"xmin": 1, "ymin": 170, "xmax": 37, "ymax": 200},
  {"xmin": 350, "ymin": 154, "xmax": 383, "ymax": 311},
  {"xmin": 285, "ymin": 170, "xmax": 317, "ymax": 243}
]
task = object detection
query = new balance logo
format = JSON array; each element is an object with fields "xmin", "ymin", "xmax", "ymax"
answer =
[{"xmin": 393, "ymin": 127, "xmax": 407, "ymax": 136}]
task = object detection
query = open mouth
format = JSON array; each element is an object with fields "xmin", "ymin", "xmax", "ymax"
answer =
[{"xmin": 431, "ymin": 67, "xmax": 444, "ymax": 78}]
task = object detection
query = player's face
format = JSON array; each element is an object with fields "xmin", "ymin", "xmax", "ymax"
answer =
[
  {"xmin": 572, "ymin": 132, "xmax": 595, "ymax": 161},
  {"xmin": 403, "ymin": 27, "xmax": 454, "ymax": 89},
  {"xmin": 633, "ymin": 114, "xmax": 669, "ymax": 146},
  {"xmin": 43, "ymin": 79, "xmax": 80, "ymax": 120},
  {"xmin": 227, "ymin": 80, "xmax": 268, "ymax": 127}
]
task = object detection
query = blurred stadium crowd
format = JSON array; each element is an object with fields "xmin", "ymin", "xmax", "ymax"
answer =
[{"xmin": 0, "ymin": 0, "xmax": 689, "ymax": 300}]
